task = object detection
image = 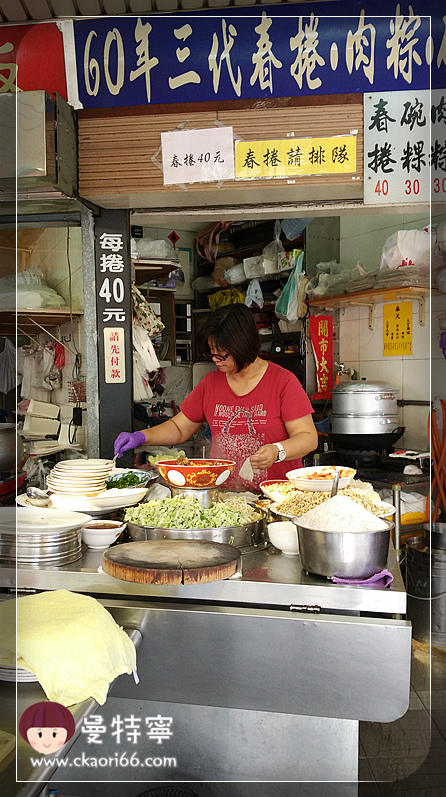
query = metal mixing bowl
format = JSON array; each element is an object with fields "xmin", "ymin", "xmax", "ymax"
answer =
[
  {"xmin": 126, "ymin": 515, "xmax": 266, "ymax": 548},
  {"xmin": 296, "ymin": 519, "xmax": 393, "ymax": 579}
]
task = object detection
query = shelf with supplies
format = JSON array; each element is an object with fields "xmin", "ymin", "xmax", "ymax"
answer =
[
  {"xmin": 132, "ymin": 258, "xmax": 181, "ymax": 287},
  {"xmin": 2, "ymin": 309, "xmax": 83, "ymax": 337},
  {"xmin": 307, "ymin": 286, "xmax": 437, "ymax": 330}
]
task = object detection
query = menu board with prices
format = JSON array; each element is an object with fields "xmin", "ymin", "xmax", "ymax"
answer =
[{"xmin": 364, "ymin": 89, "xmax": 436, "ymax": 205}]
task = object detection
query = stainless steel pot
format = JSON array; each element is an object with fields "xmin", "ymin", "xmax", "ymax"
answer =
[
  {"xmin": 295, "ymin": 519, "xmax": 393, "ymax": 579},
  {"xmin": 332, "ymin": 381, "xmax": 399, "ymax": 415},
  {"xmin": 127, "ymin": 515, "xmax": 266, "ymax": 548},
  {"xmin": 331, "ymin": 413, "xmax": 400, "ymax": 435}
]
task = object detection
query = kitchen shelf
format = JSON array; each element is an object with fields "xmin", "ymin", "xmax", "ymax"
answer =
[
  {"xmin": 132, "ymin": 258, "xmax": 180, "ymax": 286},
  {"xmin": 308, "ymin": 286, "xmax": 437, "ymax": 330},
  {"xmin": 197, "ymin": 238, "xmax": 302, "ymax": 270},
  {"xmin": 2, "ymin": 309, "xmax": 83, "ymax": 337}
]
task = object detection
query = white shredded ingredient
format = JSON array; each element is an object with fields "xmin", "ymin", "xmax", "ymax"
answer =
[{"xmin": 297, "ymin": 494, "xmax": 388, "ymax": 532}]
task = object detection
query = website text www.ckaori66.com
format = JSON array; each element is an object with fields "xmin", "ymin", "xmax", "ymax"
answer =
[{"xmin": 30, "ymin": 752, "xmax": 178, "ymax": 770}]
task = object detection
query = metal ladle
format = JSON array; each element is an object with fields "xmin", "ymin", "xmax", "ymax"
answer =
[
  {"xmin": 330, "ymin": 470, "xmax": 340, "ymax": 498},
  {"xmin": 26, "ymin": 486, "xmax": 52, "ymax": 506}
]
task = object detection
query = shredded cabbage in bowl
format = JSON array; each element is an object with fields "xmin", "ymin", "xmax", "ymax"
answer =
[{"xmin": 124, "ymin": 495, "xmax": 251, "ymax": 529}]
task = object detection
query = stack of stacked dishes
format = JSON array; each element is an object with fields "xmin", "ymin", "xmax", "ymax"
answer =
[
  {"xmin": 0, "ymin": 666, "xmax": 38, "ymax": 683},
  {"xmin": 0, "ymin": 507, "xmax": 92, "ymax": 567},
  {"xmin": 46, "ymin": 459, "xmax": 114, "ymax": 497}
]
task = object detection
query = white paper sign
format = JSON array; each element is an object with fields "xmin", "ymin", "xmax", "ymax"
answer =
[
  {"xmin": 161, "ymin": 127, "xmax": 235, "ymax": 185},
  {"xmin": 104, "ymin": 327, "xmax": 126, "ymax": 384},
  {"xmin": 364, "ymin": 90, "xmax": 430, "ymax": 205}
]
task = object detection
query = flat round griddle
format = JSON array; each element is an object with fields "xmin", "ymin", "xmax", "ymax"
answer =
[{"xmin": 102, "ymin": 539, "xmax": 241, "ymax": 585}]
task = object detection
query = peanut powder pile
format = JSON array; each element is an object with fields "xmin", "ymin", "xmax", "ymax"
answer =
[{"xmin": 297, "ymin": 494, "xmax": 389, "ymax": 532}]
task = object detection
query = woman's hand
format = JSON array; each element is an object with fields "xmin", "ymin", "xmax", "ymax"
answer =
[
  {"xmin": 114, "ymin": 431, "xmax": 146, "ymax": 458},
  {"xmin": 250, "ymin": 444, "xmax": 280, "ymax": 470}
]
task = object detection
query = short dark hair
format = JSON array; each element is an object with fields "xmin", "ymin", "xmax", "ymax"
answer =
[
  {"xmin": 19, "ymin": 701, "xmax": 76, "ymax": 740},
  {"xmin": 197, "ymin": 303, "xmax": 260, "ymax": 371}
]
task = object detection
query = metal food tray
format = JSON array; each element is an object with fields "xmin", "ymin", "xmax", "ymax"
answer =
[{"xmin": 126, "ymin": 515, "xmax": 267, "ymax": 548}]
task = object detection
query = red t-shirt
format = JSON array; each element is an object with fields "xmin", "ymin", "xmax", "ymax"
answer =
[{"xmin": 180, "ymin": 361, "xmax": 314, "ymax": 489}]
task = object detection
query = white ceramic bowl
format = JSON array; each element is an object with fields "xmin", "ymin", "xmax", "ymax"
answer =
[
  {"xmin": 268, "ymin": 521, "xmax": 299, "ymax": 556},
  {"xmin": 286, "ymin": 465, "xmax": 356, "ymax": 492},
  {"xmin": 81, "ymin": 519, "xmax": 126, "ymax": 549},
  {"xmin": 259, "ymin": 480, "xmax": 297, "ymax": 502}
]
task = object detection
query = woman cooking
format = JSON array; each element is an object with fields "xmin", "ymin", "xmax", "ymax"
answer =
[{"xmin": 114, "ymin": 304, "xmax": 317, "ymax": 489}]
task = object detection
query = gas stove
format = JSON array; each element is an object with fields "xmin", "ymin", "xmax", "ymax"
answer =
[{"xmin": 318, "ymin": 450, "xmax": 430, "ymax": 486}]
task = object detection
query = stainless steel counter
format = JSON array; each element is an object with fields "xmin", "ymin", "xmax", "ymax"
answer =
[
  {"xmin": 1, "ymin": 540, "xmax": 407, "ymax": 614},
  {"xmin": 0, "ymin": 541, "xmax": 411, "ymax": 790}
]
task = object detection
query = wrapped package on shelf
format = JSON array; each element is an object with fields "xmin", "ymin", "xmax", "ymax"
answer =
[{"xmin": 224, "ymin": 262, "xmax": 246, "ymax": 284}]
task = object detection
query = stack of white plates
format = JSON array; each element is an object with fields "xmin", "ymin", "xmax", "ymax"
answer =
[
  {"xmin": 46, "ymin": 459, "xmax": 114, "ymax": 497},
  {"xmin": 0, "ymin": 507, "xmax": 92, "ymax": 566},
  {"xmin": 0, "ymin": 665, "xmax": 38, "ymax": 683}
]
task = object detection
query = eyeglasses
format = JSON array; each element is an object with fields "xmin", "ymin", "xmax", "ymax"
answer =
[{"xmin": 209, "ymin": 351, "xmax": 231, "ymax": 362}]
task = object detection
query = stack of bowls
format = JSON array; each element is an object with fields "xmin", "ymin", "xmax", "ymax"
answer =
[{"xmin": 46, "ymin": 459, "xmax": 114, "ymax": 497}]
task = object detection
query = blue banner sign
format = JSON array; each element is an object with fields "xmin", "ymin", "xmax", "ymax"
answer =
[{"xmin": 73, "ymin": 3, "xmax": 442, "ymax": 109}]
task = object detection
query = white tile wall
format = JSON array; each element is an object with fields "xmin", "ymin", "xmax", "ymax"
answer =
[
  {"xmin": 339, "ymin": 212, "xmax": 444, "ymax": 273},
  {"xmin": 338, "ymin": 213, "xmax": 446, "ymax": 451}
]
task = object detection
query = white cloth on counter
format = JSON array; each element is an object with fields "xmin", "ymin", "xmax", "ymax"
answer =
[
  {"xmin": 378, "ymin": 489, "xmax": 431, "ymax": 515},
  {"xmin": 0, "ymin": 590, "xmax": 136, "ymax": 707}
]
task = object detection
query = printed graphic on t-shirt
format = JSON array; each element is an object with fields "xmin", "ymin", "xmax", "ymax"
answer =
[{"xmin": 212, "ymin": 406, "xmax": 267, "ymax": 488}]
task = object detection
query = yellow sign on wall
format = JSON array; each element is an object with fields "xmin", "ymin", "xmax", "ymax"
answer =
[
  {"xmin": 235, "ymin": 135, "xmax": 356, "ymax": 180},
  {"xmin": 383, "ymin": 302, "xmax": 413, "ymax": 356}
]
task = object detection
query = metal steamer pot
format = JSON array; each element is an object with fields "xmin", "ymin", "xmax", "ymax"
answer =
[{"xmin": 331, "ymin": 381, "xmax": 400, "ymax": 436}]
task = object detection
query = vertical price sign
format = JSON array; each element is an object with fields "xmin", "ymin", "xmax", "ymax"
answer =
[
  {"xmin": 364, "ymin": 90, "xmax": 430, "ymax": 205},
  {"xmin": 309, "ymin": 315, "xmax": 333, "ymax": 400},
  {"xmin": 95, "ymin": 210, "xmax": 133, "ymax": 459}
]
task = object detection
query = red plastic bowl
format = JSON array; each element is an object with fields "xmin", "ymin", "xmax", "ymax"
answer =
[{"xmin": 155, "ymin": 459, "xmax": 235, "ymax": 488}]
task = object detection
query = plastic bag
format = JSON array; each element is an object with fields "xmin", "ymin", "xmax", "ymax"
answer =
[
  {"xmin": 135, "ymin": 238, "xmax": 177, "ymax": 260},
  {"xmin": 262, "ymin": 219, "xmax": 285, "ymax": 266},
  {"xmin": 438, "ymin": 269, "xmax": 446, "ymax": 293},
  {"xmin": 380, "ymin": 229, "xmax": 435, "ymax": 269},
  {"xmin": 306, "ymin": 260, "xmax": 350, "ymax": 298},
  {"xmin": 195, "ymin": 222, "xmax": 233, "ymax": 262},
  {"xmin": 213, "ymin": 257, "xmax": 240, "ymax": 286},
  {"xmin": 281, "ymin": 218, "xmax": 313, "ymax": 240},
  {"xmin": 0, "ymin": 338, "xmax": 17, "ymax": 394},
  {"xmin": 244, "ymin": 279, "xmax": 264, "ymax": 309},
  {"xmin": 224, "ymin": 263, "xmax": 246, "ymax": 284},
  {"xmin": 274, "ymin": 252, "xmax": 305, "ymax": 323},
  {"xmin": 208, "ymin": 287, "xmax": 245, "ymax": 311}
]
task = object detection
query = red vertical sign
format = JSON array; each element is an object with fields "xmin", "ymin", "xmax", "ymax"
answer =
[{"xmin": 309, "ymin": 315, "xmax": 333, "ymax": 400}]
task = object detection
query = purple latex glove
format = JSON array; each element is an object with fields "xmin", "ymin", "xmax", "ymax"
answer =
[{"xmin": 114, "ymin": 430, "xmax": 146, "ymax": 458}]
